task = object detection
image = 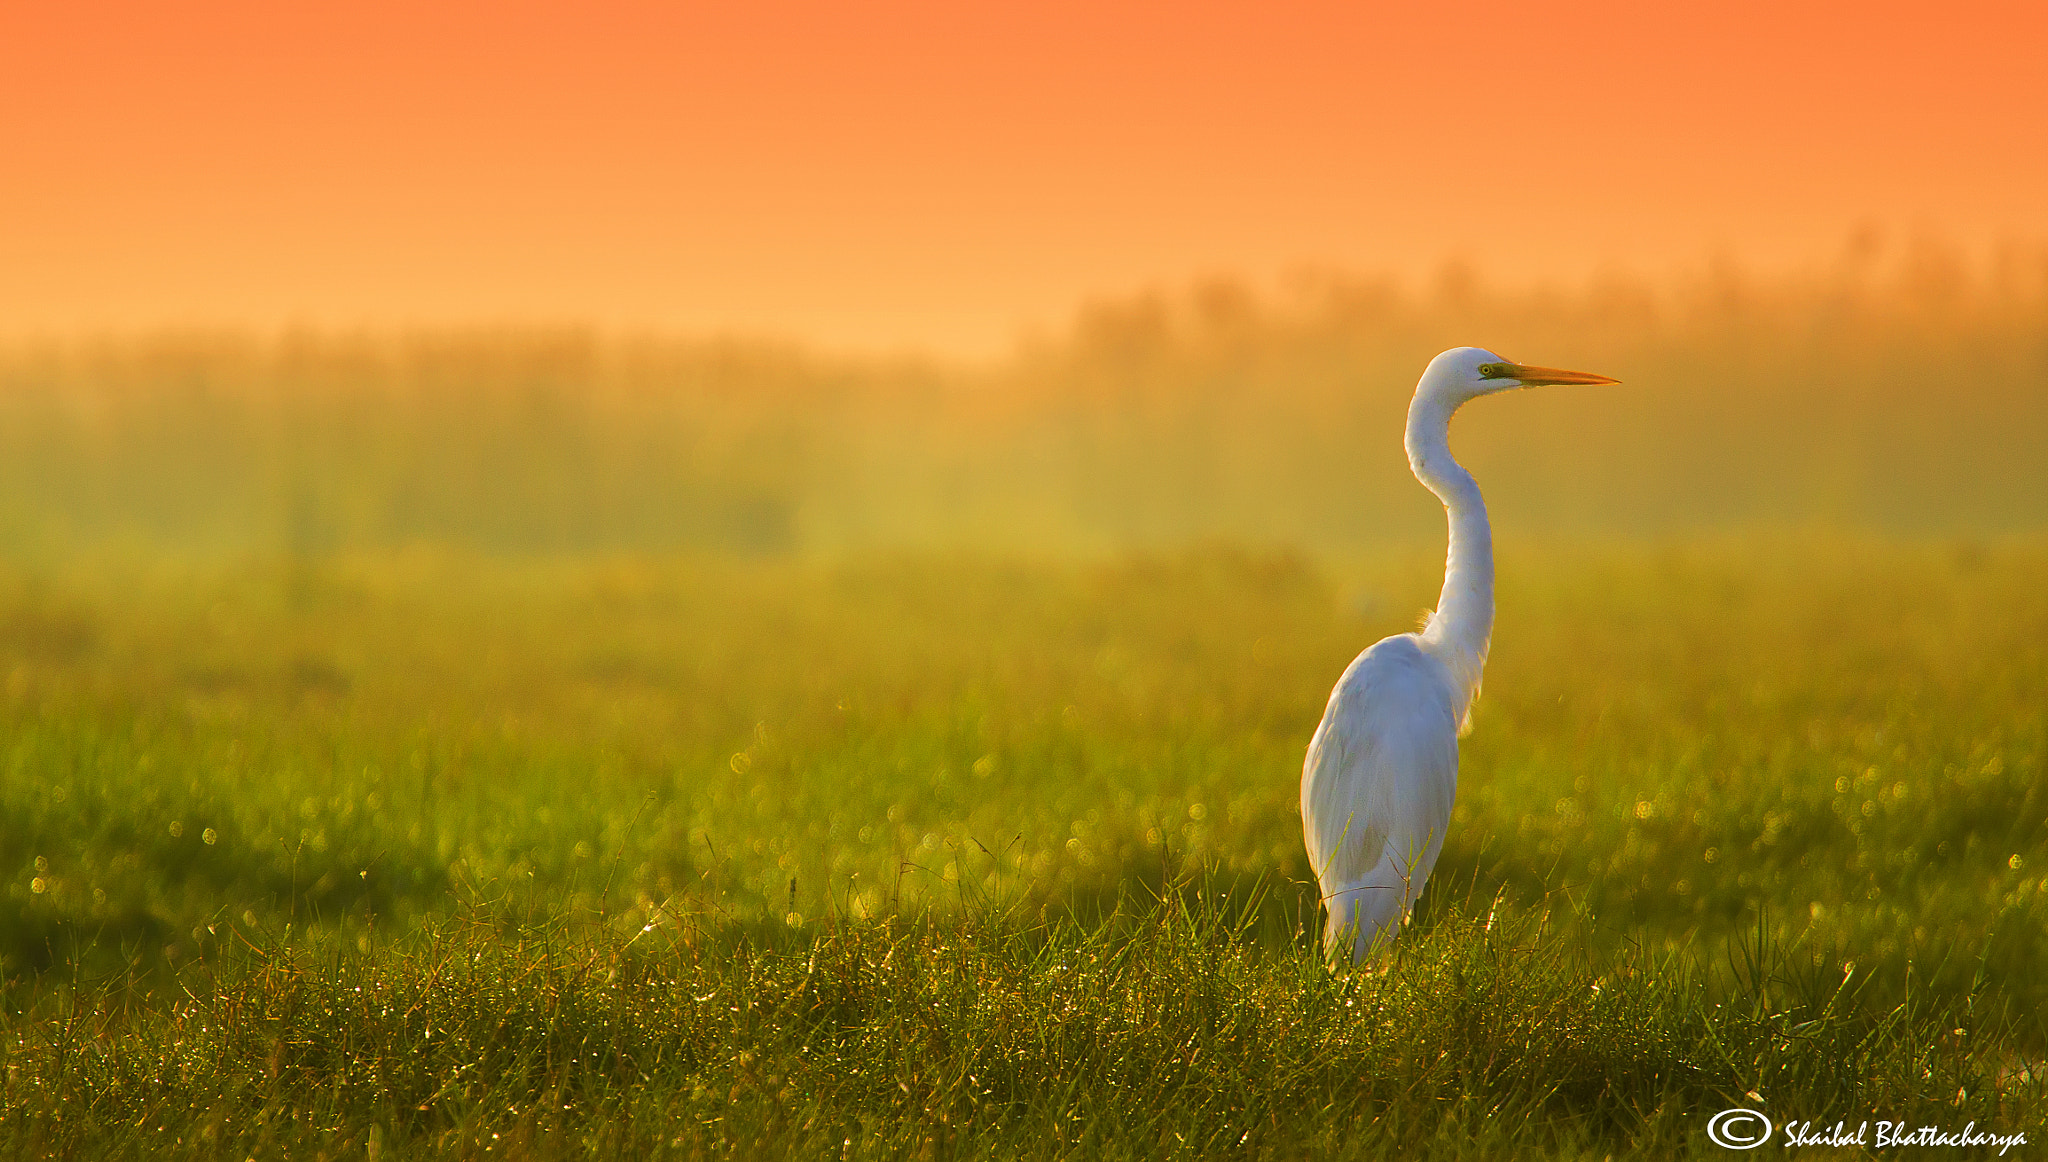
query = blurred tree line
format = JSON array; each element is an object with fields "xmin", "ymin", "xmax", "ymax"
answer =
[{"xmin": 3, "ymin": 236, "xmax": 2043, "ymax": 561}]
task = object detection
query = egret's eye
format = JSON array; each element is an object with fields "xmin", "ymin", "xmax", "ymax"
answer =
[{"xmin": 1477, "ymin": 362, "xmax": 1513, "ymax": 379}]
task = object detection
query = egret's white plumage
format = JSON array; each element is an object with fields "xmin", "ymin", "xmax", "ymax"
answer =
[{"xmin": 1302, "ymin": 347, "xmax": 1618, "ymax": 961}]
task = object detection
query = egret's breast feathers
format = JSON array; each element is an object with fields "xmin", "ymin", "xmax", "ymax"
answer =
[{"xmin": 1300, "ymin": 634, "xmax": 1461, "ymax": 891}]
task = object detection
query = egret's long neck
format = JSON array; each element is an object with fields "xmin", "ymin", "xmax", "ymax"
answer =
[{"xmin": 1404, "ymin": 392, "xmax": 1493, "ymax": 711}]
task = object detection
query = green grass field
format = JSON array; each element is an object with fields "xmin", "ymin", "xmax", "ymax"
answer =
[
  {"xmin": 3, "ymin": 262, "xmax": 2046, "ymax": 1155},
  {"xmin": 4, "ymin": 539, "xmax": 2043, "ymax": 1157}
]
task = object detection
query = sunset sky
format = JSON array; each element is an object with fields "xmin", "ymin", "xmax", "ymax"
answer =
[{"xmin": 4, "ymin": 0, "xmax": 2044, "ymax": 355}]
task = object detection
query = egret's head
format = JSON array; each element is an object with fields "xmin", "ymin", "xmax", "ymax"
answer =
[{"xmin": 1418, "ymin": 346, "xmax": 1619, "ymax": 406}]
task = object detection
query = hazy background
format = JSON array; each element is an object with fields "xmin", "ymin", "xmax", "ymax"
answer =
[
  {"xmin": 2, "ymin": 245, "xmax": 2046, "ymax": 563},
  {"xmin": 3, "ymin": 1, "xmax": 2046, "ymax": 553}
]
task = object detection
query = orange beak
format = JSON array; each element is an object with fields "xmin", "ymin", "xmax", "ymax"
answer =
[{"xmin": 1499, "ymin": 362, "xmax": 1620, "ymax": 386}]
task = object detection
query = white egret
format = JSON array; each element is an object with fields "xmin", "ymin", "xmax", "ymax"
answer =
[{"xmin": 1302, "ymin": 347, "xmax": 1619, "ymax": 961}]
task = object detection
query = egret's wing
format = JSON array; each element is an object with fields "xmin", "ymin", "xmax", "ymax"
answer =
[{"xmin": 1301, "ymin": 635, "xmax": 1460, "ymax": 895}]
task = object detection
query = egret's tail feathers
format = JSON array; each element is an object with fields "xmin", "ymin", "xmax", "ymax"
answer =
[
  {"xmin": 1321, "ymin": 881, "xmax": 1408, "ymax": 962},
  {"xmin": 1319, "ymin": 832, "xmax": 1447, "ymax": 962}
]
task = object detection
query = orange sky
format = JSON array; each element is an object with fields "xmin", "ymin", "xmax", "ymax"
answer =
[{"xmin": 4, "ymin": 0, "xmax": 2044, "ymax": 355}]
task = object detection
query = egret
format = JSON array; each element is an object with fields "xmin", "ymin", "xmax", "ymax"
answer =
[{"xmin": 1301, "ymin": 347, "xmax": 1618, "ymax": 962}]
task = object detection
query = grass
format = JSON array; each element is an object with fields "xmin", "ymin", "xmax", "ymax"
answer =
[
  {"xmin": 2, "ymin": 539, "xmax": 2044, "ymax": 1157},
  {"xmin": 5, "ymin": 887, "xmax": 2025, "ymax": 1159}
]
